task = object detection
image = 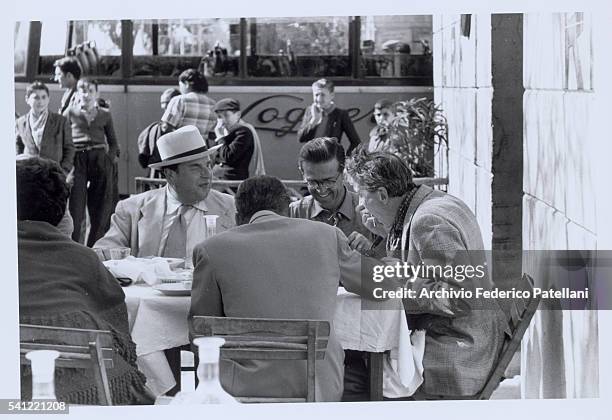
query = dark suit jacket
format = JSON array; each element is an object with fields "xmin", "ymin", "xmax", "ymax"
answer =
[
  {"xmin": 15, "ymin": 111, "xmax": 75, "ymax": 173},
  {"xmin": 297, "ymin": 107, "xmax": 361, "ymax": 155},
  {"xmin": 189, "ymin": 211, "xmax": 380, "ymax": 401}
]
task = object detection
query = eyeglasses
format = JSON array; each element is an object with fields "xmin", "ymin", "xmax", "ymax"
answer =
[{"xmin": 304, "ymin": 173, "xmax": 342, "ymax": 190}]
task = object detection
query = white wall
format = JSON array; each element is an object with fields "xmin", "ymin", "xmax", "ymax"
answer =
[{"xmin": 433, "ymin": 14, "xmax": 493, "ymax": 249}]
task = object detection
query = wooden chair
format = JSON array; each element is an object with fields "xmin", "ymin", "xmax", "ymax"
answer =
[
  {"xmin": 189, "ymin": 316, "xmax": 330, "ymax": 403},
  {"xmin": 412, "ymin": 274, "xmax": 540, "ymax": 401},
  {"xmin": 20, "ymin": 324, "xmax": 115, "ymax": 405},
  {"xmin": 475, "ymin": 273, "xmax": 541, "ymax": 399}
]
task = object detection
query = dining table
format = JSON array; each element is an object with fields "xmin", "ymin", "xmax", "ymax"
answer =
[{"xmin": 123, "ymin": 283, "xmax": 423, "ymax": 400}]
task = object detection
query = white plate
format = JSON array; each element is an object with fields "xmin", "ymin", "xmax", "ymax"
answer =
[{"xmin": 153, "ymin": 283, "xmax": 192, "ymax": 296}]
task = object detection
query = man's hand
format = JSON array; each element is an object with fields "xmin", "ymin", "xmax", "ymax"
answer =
[
  {"xmin": 309, "ymin": 103, "xmax": 323, "ymax": 126},
  {"xmin": 65, "ymin": 169, "xmax": 75, "ymax": 187},
  {"xmin": 214, "ymin": 119, "xmax": 226, "ymax": 139},
  {"xmin": 347, "ymin": 231, "xmax": 373, "ymax": 254}
]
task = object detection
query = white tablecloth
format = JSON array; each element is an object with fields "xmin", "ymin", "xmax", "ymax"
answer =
[{"xmin": 124, "ymin": 285, "xmax": 423, "ymax": 397}]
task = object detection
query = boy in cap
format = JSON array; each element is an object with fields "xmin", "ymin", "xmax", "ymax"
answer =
[{"xmin": 213, "ymin": 98, "xmax": 265, "ymax": 180}]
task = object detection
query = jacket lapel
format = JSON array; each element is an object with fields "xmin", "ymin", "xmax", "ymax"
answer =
[
  {"xmin": 38, "ymin": 113, "xmax": 56, "ymax": 155},
  {"xmin": 20, "ymin": 115, "xmax": 39, "ymax": 154},
  {"xmin": 137, "ymin": 188, "xmax": 166, "ymax": 256}
]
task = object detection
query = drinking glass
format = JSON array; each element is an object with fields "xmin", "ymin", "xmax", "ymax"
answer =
[
  {"xmin": 204, "ymin": 215, "xmax": 219, "ymax": 239},
  {"xmin": 110, "ymin": 247, "xmax": 131, "ymax": 260}
]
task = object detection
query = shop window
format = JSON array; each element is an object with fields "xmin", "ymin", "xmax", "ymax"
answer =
[
  {"xmin": 246, "ymin": 17, "xmax": 350, "ymax": 77},
  {"xmin": 360, "ymin": 15, "xmax": 433, "ymax": 78},
  {"xmin": 132, "ymin": 19, "xmax": 241, "ymax": 78}
]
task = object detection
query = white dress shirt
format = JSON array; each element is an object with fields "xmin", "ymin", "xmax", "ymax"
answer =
[{"xmin": 158, "ymin": 186, "xmax": 210, "ymax": 263}]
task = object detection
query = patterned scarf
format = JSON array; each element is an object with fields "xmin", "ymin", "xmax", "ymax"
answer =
[
  {"xmin": 28, "ymin": 109, "xmax": 49, "ymax": 150},
  {"xmin": 386, "ymin": 186, "xmax": 419, "ymax": 259}
]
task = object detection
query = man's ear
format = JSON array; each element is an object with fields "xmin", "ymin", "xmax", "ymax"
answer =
[
  {"xmin": 164, "ymin": 168, "xmax": 176, "ymax": 184},
  {"xmin": 235, "ymin": 212, "xmax": 247, "ymax": 226},
  {"xmin": 377, "ymin": 187, "xmax": 389, "ymax": 203}
]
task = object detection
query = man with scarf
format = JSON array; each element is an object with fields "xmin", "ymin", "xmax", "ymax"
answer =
[
  {"xmin": 16, "ymin": 81, "xmax": 75, "ymax": 237},
  {"xmin": 345, "ymin": 147, "xmax": 508, "ymax": 399}
]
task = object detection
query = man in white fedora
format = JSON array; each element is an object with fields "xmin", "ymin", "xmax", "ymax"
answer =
[{"xmin": 95, "ymin": 125, "xmax": 236, "ymax": 259}]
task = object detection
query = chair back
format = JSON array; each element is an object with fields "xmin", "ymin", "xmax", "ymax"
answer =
[
  {"xmin": 20, "ymin": 324, "xmax": 114, "ymax": 405},
  {"xmin": 477, "ymin": 274, "xmax": 541, "ymax": 399},
  {"xmin": 189, "ymin": 316, "xmax": 330, "ymax": 403}
]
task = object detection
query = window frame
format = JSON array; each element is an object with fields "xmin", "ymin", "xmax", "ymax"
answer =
[{"xmin": 16, "ymin": 17, "xmax": 433, "ymax": 86}]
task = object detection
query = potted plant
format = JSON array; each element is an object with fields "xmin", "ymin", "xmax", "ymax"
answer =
[{"xmin": 386, "ymin": 98, "xmax": 448, "ymax": 178}]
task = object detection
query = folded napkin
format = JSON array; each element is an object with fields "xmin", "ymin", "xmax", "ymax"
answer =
[
  {"xmin": 383, "ymin": 311, "xmax": 426, "ymax": 398},
  {"xmin": 103, "ymin": 257, "xmax": 179, "ymax": 286}
]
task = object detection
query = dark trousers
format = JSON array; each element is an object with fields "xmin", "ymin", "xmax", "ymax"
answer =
[
  {"xmin": 69, "ymin": 148, "xmax": 115, "ymax": 247},
  {"xmin": 342, "ymin": 350, "xmax": 370, "ymax": 401}
]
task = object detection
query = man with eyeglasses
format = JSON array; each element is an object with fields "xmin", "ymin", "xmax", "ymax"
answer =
[
  {"xmin": 290, "ymin": 136, "xmax": 385, "ymax": 400},
  {"xmin": 290, "ymin": 137, "xmax": 382, "ymax": 256}
]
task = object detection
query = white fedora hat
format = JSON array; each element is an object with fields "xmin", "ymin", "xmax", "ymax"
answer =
[{"xmin": 149, "ymin": 125, "xmax": 222, "ymax": 169}]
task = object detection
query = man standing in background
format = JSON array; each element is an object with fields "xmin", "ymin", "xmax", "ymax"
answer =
[
  {"xmin": 297, "ymin": 79, "xmax": 361, "ymax": 155},
  {"xmin": 54, "ymin": 57, "xmax": 82, "ymax": 115}
]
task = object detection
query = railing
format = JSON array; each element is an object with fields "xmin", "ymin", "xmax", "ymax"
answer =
[{"xmin": 134, "ymin": 176, "xmax": 449, "ymax": 197}]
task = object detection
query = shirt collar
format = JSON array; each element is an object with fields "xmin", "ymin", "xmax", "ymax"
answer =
[
  {"xmin": 165, "ymin": 185, "xmax": 209, "ymax": 214},
  {"xmin": 249, "ymin": 210, "xmax": 283, "ymax": 224},
  {"xmin": 310, "ymin": 187, "xmax": 355, "ymax": 220}
]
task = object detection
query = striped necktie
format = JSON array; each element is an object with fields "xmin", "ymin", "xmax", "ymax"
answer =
[{"xmin": 163, "ymin": 205, "xmax": 190, "ymax": 258}]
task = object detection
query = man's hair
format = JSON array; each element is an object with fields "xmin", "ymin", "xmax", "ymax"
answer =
[
  {"xmin": 26, "ymin": 81, "xmax": 49, "ymax": 98},
  {"xmin": 77, "ymin": 77, "xmax": 98, "ymax": 91},
  {"xmin": 162, "ymin": 164, "xmax": 179, "ymax": 175},
  {"xmin": 312, "ymin": 78, "xmax": 334, "ymax": 93},
  {"xmin": 235, "ymin": 176, "xmax": 291, "ymax": 224},
  {"xmin": 297, "ymin": 137, "xmax": 345, "ymax": 172},
  {"xmin": 16, "ymin": 157, "xmax": 69, "ymax": 226},
  {"xmin": 374, "ymin": 99, "xmax": 393, "ymax": 111},
  {"xmin": 179, "ymin": 69, "xmax": 209, "ymax": 94},
  {"xmin": 161, "ymin": 88, "xmax": 181, "ymax": 104},
  {"xmin": 54, "ymin": 57, "xmax": 82, "ymax": 80},
  {"xmin": 345, "ymin": 146, "xmax": 415, "ymax": 197}
]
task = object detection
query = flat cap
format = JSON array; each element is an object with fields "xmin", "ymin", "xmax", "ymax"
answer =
[{"xmin": 214, "ymin": 98, "xmax": 240, "ymax": 112}]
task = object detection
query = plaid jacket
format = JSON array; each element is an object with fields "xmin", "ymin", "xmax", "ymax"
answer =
[
  {"xmin": 161, "ymin": 92, "xmax": 217, "ymax": 138},
  {"xmin": 398, "ymin": 185, "xmax": 507, "ymax": 397}
]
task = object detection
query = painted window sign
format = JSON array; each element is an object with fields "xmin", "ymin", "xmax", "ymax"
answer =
[{"xmin": 240, "ymin": 95, "xmax": 372, "ymax": 137}]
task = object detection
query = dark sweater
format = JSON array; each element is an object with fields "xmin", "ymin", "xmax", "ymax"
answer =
[
  {"xmin": 297, "ymin": 107, "xmax": 361, "ymax": 155},
  {"xmin": 64, "ymin": 106, "xmax": 119, "ymax": 158}
]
